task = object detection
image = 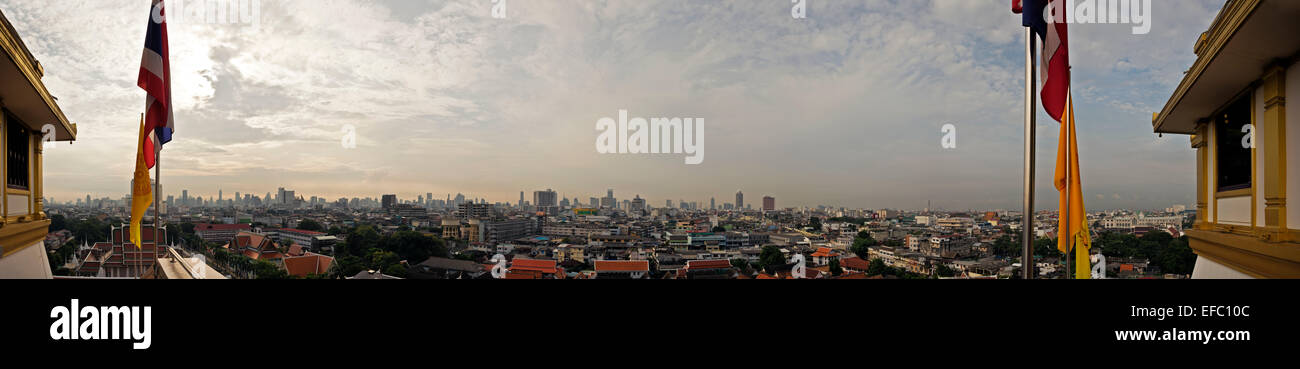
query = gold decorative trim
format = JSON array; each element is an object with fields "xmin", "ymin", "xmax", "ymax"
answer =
[
  {"xmin": 1260, "ymin": 65, "xmax": 1287, "ymax": 240},
  {"xmin": 0, "ymin": 10, "xmax": 76, "ymax": 140},
  {"xmin": 1216, "ymin": 188, "xmax": 1251, "ymax": 199},
  {"xmin": 1154, "ymin": 0, "xmax": 1261, "ymax": 133},
  {"xmin": 0, "ymin": 218, "xmax": 49, "ymax": 257},
  {"xmin": 1186, "ymin": 229, "xmax": 1300, "ymax": 278}
]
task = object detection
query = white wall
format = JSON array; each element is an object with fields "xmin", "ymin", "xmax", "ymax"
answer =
[
  {"xmin": 0, "ymin": 241, "xmax": 52, "ymax": 279},
  {"xmin": 1217, "ymin": 196, "xmax": 1251, "ymax": 225},
  {"xmin": 1191, "ymin": 256, "xmax": 1254, "ymax": 279}
]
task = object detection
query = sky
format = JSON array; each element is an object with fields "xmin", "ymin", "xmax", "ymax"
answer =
[{"xmin": 2, "ymin": 0, "xmax": 1222, "ymax": 210}]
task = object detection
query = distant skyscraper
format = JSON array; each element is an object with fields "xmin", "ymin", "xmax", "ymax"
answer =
[
  {"xmin": 710, "ymin": 197, "xmax": 716, "ymax": 210},
  {"xmin": 631, "ymin": 195, "xmax": 646, "ymax": 213},
  {"xmin": 735, "ymin": 191, "xmax": 744, "ymax": 210},
  {"xmin": 382, "ymin": 194, "xmax": 397, "ymax": 209},
  {"xmin": 763, "ymin": 196, "xmax": 775, "ymax": 211},
  {"xmin": 534, "ymin": 189, "xmax": 559, "ymax": 215},
  {"xmin": 601, "ymin": 189, "xmax": 616, "ymax": 209}
]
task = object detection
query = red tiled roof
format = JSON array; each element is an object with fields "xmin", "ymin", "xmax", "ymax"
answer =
[
  {"xmin": 195, "ymin": 223, "xmax": 252, "ymax": 231},
  {"xmin": 510, "ymin": 258, "xmax": 557, "ymax": 272},
  {"xmin": 283, "ymin": 253, "xmax": 335, "ymax": 277},
  {"xmin": 509, "ymin": 258, "xmax": 564, "ymax": 278},
  {"xmin": 505, "ymin": 270, "xmax": 546, "ymax": 279},
  {"xmin": 273, "ymin": 228, "xmax": 326, "ymax": 236},
  {"xmin": 685, "ymin": 259, "xmax": 732, "ymax": 270},
  {"xmin": 810, "ymin": 247, "xmax": 839, "ymax": 258},
  {"xmin": 841, "ymin": 257, "xmax": 871, "ymax": 271},
  {"xmin": 594, "ymin": 260, "xmax": 649, "ymax": 272},
  {"xmin": 287, "ymin": 244, "xmax": 305, "ymax": 257}
]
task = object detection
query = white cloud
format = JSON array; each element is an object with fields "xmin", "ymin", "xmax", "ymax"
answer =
[{"xmin": 3, "ymin": 0, "xmax": 1219, "ymax": 210}]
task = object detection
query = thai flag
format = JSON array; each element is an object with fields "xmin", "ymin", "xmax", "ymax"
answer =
[
  {"xmin": 137, "ymin": 0, "xmax": 173, "ymax": 168},
  {"xmin": 1013, "ymin": 0, "xmax": 1070, "ymax": 123}
]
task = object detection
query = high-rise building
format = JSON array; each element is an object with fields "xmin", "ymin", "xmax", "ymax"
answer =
[
  {"xmin": 382, "ymin": 194, "xmax": 398, "ymax": 209},
  {"xmin": 534, "ymin": 189, "xmax": 558, "ymax": 215},
  {"xmin": 631, "ymin": 195, "xmax": 646, "ymax": 213},
  {"xmin": 763, "ymin": 196, "xmax": 775, "ymax": 211},
  {"xmin": 600, "ymin": 189, "xmax": 616, "ymax": 209},
  {"xmin": 457, "ymin": 202, "xmax": 493, "ymax": 219},
  {"xmin": 735, "ymin": 191, "xmax": 744, "ymax": 210},
  {"xmin": 710, "ymin": 197, "xmax": 715, "ymax": 210},
  {"xmin": 533, "ymin": 189, "xmax": 558, "ymax": 208}
]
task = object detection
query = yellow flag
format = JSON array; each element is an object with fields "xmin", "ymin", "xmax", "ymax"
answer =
[
  {"xmin": 1055, "ymin": 94, "xmax": 1091, "ymax": 279},
  {"xmin": 130, "ymin": 116, "xmax": 153, "ymax": 249}
]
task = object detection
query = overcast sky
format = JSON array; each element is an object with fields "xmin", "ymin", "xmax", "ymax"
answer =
[{"xmin": 4, "ymin": 0, "xmax": 1220, "ymax": 210}]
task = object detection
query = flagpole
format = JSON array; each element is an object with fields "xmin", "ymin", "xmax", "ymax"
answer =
[
  {"xmin": 1022, "ymin": 27, "xmax": 1037, "ymax": 279},
  {"xmin": 140, "ymin": 113, "xmax": 145, "ymax": 280},
  {"xmin": 153, "ymin": 140, "xmax": 160, "ymax": 279}
]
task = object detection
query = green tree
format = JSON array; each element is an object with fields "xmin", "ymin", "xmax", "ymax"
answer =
[
  {"xmin": 1156, "ymin": 237, "xmax": 1196, "ymax": 275},
  {"xmin": 50, "ymin": 214, "xmax": 67, "ymax": 232},
  {"xmin": 867, "ymin": 258, "xmax": 888, "ymax": 276},
  {"xmin": 730, "ymin": 258, "xmax": 751, "ymax": 273},
  {"xmin": 829, "ymin": 258, "xmax": 843, "ymax": 276},
  {"xmin": 379, "ymin": 231, "xmax": 449, "ymax": 263},
  {"xmin": 851, "ymin": 235, "xmax": 878, "ymax": 259},
  {"xmin": 758, "ymin": 246, "xmax": 786, "ymax": 275},
  {"xmin": 992, "ymin": 235, "xmax": 1017, "ymax": 258},
  {"xmin": 935, "ymin": 264, "xmax": 957, "ymax": 278},
  {"xmin": 297, "ymin": 219, "xmax": 324, "ymax": 232},
  {"xmin": 253, "ymin": 260, "xmax": 289, "ymax": 279}
]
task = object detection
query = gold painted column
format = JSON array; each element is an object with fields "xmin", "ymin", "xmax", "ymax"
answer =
[
  {"xmin": 1192, "ymin": 122, "xmax": 1210, "ymax": 230},
  {"xmin": 1260, "ymin": 66, "xmax": 1287, "ymax": 241},
  {"xmin": 33, "ymin": 132, "xmax": 43, "ymax": 220}
]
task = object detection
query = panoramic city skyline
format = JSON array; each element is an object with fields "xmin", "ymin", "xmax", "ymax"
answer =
[{"xmin": 6, "ymin": 0, "xmax": 1222, "ymax": 209}]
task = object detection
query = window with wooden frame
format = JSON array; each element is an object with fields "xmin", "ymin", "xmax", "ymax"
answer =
[
  {"xmin": 1214, "ymin": 94, "xmax": 1252, "ymax": 193},
  {"xmin": 5, "ymin": 110, "xmax": 30, "ymax": 191}
]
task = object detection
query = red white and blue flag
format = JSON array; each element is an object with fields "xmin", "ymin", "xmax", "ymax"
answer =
[
  {"xmin": 138, "ymin": 0, "xmax": 174, "ymax": 168},
  {"xmin": 1013, "ymin": 0, "xmax": 1070, "ymax": 122}
]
